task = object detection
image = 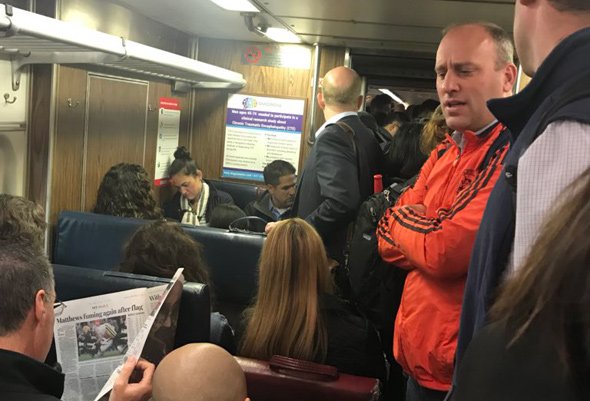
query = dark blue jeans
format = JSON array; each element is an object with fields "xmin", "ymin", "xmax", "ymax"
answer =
[{"xmin": 406, "ymin": 377, "xmax": 448, "ymax": 401}]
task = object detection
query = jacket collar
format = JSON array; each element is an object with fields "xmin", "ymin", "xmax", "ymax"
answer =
[
  {"xmin": 446, "ymin": 120, "xmax": 501, "ymax": 154},
  {"xmin": 488, "ymin": 27, "xmax": 590, "ymax": 138},
  {"xmin": 0, "ymin": 349, "xmax": 64, "ymax": 399}
]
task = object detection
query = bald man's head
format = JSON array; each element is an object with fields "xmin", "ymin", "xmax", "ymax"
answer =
[
  {"xmin": 320, "ymin": 66, "xmax": 362, "ymax": 109},
  {"xmin": 152, "ymin": 343, "xmax": 249, "ymax": 401}
]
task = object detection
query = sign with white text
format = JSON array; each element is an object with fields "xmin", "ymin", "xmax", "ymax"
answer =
[
  {"xmin": 222, "ymin": 94, "xmax": 305, "ymax": 181},
  {"xmin": 154, "ymin": 98, "xmax": 180, "ymax": 187}
]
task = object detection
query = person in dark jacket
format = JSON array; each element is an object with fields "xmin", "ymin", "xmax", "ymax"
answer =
[
  {"xmin": 0, "ymin": 228, "xmax": 153, "ymax": 400},
  {"xmin": 163, "ymin": 146, "xmax": 233, "ymax": 226},
  {"xmin": 276, "ymin": 67, "xmax": 382, "ymax": 265},
  {"xmin": 240, "ymin": 218, "xmax": 386, "ymax": 379},
  {"xmin": 456, "ymin": 0, "xmax": 590, "ymax": 371},
  {"xmin": 244, "ymin": 160, "xmax": 296, "ymax": 223},
  {"xmin": 452, "ymin": 167, "xmax": 590, "ymax": 401}
]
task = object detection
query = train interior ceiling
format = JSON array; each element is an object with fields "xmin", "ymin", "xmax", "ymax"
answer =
[
  {"xmin": 117, "ymin": 0, "xmax": 516, "ymax": 101},
  {"xmin": 0, "ymin": 0, "xmax": 516, "ymax": 219}
]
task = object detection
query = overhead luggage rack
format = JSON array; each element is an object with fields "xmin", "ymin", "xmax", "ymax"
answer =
[{"xmin": 0, "ymin": 4, "xmax": 246, "ymax": 91}]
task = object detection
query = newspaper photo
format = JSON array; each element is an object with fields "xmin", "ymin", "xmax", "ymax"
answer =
[{"xmin": 53, "ymin": 269, "xmax": 184, "ymax": 401}]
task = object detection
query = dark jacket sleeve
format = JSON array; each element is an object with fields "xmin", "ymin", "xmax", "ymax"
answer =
[
  {"xmin": 305, "ymin": 127, "xmax": 360, "ymax": 238},
  {"xmin": 244, "ymin": 192, "xmax": 275, "ymax": 223}
]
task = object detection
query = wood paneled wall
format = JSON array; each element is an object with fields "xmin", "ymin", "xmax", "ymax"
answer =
[
  {"xmin": 47, "ymin": 0, "xmax": 193, "ymax": 225},
  {"xmin": 49, "ymin": 68, "xmax": 191, "ymax": 224},
  {"xmin": 192, "ymin": 39, "xmax": 346, "ymax": 182},
  {"xmin": 35, "ymin": 0, "xmax": 346, "ymax": 227}
]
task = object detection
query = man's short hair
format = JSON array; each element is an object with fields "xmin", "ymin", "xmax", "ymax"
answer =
[
  {"xmin": 0, "ymin": 246, "xmax": 54, "ymax": 336},
  {"xmin": 263, "ymin": 160, "xmax": 296, "ymax": 186},
  {"xmin": 0, "ymin": 194, "xmax": 46, "ymax": 249},
  {"xmin": 443, "ymin": 22, "xmax": 515, "ymax": 68},
  {"xmin": 321, "ymin": 73, "xmax": 362, "ymax": 107},
  {"xmin": 549, "ymin": 0, "xmax": 590, "ymax": 11}
]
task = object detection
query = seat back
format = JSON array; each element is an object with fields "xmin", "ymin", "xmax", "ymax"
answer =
[
  {"xmin": 235, "ymin": 355, "xmax": 381, "ymax": 401},
  {"xmin": 53, "ymin": 264, "xmax": 211, "ymax": 346},
  {"xmin": 52, "ymin": 211, "xmax": 265, "ymax": 331},
  {"xmin": 53, "ymin": 211, "xmax": 150, "ymax": 270},
  {"xmin": 181, "ymin": 225, "xmax": 264, "ymax": 305},
  {"xmin": 208, "ymin": 179, "xmax": 261, "ymax": 210}
]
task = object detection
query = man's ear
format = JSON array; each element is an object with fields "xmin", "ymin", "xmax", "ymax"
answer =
[
  {"xmin": 266, "ymin": 183, "xmax": 275, "ymax": 195},
  {"xmin": 317, "ymin": 91, "xmax": 326, "ymax": 110},
  {"xmin": 355, "ymin": 95, "xmax": 364, "ymax": 111},
  {"xmin": 34, "ymin": 289, "xmax": 49, "ymax": 323},
  {"xmin": 503, "ymin": 63, "xmax": 518, "ymax": 94}
]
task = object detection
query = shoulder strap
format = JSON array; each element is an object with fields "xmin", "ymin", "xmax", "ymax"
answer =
[
  {"xmin": 334, "ymin": 121, "xmax": 360, "ymax": 183},
  {"xmin": 335, "ymin": 121, "xmax": 358, "ymax": 157}
]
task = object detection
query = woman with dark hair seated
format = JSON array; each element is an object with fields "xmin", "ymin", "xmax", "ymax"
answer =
[
  {"xmin": 240, "ymin": 218, "xmax": 386, "ymax": 379},
  {"xmin": 94, "ymin": 162, "xmax": 162, "ymax": 219},
  {"xmin": 384, "ymin": 122, "xmax": 429, "ymax": 182},
  {"xmin": 452, "ymin": 167, "xmax": 590, "ymax": 401},
  {"xmin": 163, "ymin": 146, "xmax": 233, "ymax": 226},
  {"xmin": 120, "ymin": 220, "xmax": 235, "ymax": 354}
]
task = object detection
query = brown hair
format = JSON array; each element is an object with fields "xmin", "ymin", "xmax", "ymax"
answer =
[
  {"xmin": 240, "ymin": 218, "xmax": 333, "ymax": 362},
  {"xmin": 0, "ymin": 194, "xmax": 46, "ymax": 250},
  {"xmin": 420, "ymin": 105, "xmax": 448, "ymax": 154},
  {"xmin": 120, "ymin": 220, "xmax": 209, "ymax": 284},
  {"xmin": 443, "ymin": 22, "xmax": 515, "ymax": 68},
  {"xmin": 168, "ymin": 146, "xmax": 200, "ymax": 179},
  {"xmin": 491, "ymin": 167, "xmax": 590, "ymax": 381},
  {"xmin": 94, "ymin": 163, "xmax": 162, "ymax": 220}
]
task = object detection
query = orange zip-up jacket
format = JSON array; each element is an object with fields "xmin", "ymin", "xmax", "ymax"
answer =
[{"xmin": 377, "ymin": 122, "xmax": 509, "ymax": 391}]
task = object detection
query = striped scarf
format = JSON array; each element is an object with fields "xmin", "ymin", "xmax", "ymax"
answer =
[{"xmin": 180, "ymin": 181, "xmax": 210, "ymax": 226}]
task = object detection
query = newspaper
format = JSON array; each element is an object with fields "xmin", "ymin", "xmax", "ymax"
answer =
[{"xmin": 54, "ymin": 269, "xmax": 184, "ymax": 401}]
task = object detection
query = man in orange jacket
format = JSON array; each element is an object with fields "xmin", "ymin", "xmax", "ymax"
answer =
[{"xmin": 376, "ymin": 22, "xmax": 517, "ymax": 401}]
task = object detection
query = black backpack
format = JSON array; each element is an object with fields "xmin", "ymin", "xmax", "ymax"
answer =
[{"xmin": 345, "ymin": 177, "xmax": 415, "ymax": 328}]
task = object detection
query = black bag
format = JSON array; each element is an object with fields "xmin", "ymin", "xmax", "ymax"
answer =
[
  {"xmin": 345, "ymin": 145, "xmax": 448, "ymax": 328},
  {"xmin": 345, "ymin": 177, "xmax": 415, "ymax": 327}
]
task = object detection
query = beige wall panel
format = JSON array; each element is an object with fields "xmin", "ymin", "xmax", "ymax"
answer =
[{"xmin": 82, "ymin": 75, "xmax": 148, "ymax": 211}]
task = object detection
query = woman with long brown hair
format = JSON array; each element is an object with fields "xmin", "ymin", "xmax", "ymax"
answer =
[
  {"xmin": 453, "ymin": 167, "xmax": 590, "ymax": 401},
  {"xmin": 240, "ymin": 218, "xmax": 385, "ymax": 379},
  {"xmin": 119, "ymin": 220, "xmax": 236, "ymax": 354}
]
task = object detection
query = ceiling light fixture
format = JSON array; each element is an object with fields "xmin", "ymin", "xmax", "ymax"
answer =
[
  {"xmin": 263, "ymin": 27, "xmax": 301, "ymax": 44},
  {"xmin": 209, "ymin": 0, "xmax": 259, "ymax": 13},
  {"xmin": 243, "ymin": 14, "xmax": 301, "ymax": 43},
  {"xmin": 379, "ymin": 88, "xmax": 409, "ymax": 108}
]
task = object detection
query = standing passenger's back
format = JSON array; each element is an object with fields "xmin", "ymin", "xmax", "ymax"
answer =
[{"xmin": 290, "ymin": 66, "xmax": 382, "ymax": 265}]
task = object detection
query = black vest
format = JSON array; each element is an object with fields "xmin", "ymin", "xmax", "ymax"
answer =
[{"xmin": 456, "ymin": 27, "xmax": 590, "ymax": 368}]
